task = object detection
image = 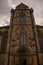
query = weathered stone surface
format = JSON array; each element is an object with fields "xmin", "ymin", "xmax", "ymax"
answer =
[{"xmin": 0, "ymin": 3, "xmax": 43, "ymax": 65}]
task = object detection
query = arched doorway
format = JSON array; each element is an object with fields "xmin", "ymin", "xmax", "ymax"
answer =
[
  {"xmin": 14, "ymin": 47, "xmax": 33, "ymax": 65},
  {"xmin": 20, "ymin": 57, "xmax": 27, "ymax": 65}
]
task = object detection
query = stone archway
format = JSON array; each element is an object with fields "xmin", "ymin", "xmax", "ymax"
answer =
[{"xmin": 14, "ymin": 46, "xmax": 33, "ymax": 65}]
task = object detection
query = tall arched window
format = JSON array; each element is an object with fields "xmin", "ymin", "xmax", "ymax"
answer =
[
  {"xmin": 19, "ymin": 12, "xmax": 26, "ymax": 25},
  {"xmin": 20, "ymin": 28, "xmax": 27, "ymax": 45},
  {"xmin": 1, "ymin": 31, "xmax": 8, "ymax": 53}
]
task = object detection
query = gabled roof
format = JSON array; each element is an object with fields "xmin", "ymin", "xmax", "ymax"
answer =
[{"xmin": 16, "ymin": 3, "xmax": 29, "ymax": 9}]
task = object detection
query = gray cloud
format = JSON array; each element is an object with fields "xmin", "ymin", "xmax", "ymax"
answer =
[
  {"xmin": 0, "ymin": 0, "xmax": 43, "ymax": 26},
  {"xmin": 0, "ymin": 0, "xmax": 10, "ymax": 15}
]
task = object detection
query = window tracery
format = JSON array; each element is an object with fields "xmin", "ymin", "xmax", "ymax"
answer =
[{"xmin": 20, "ymin": 28, "xmax": 27, "ymax": 45}]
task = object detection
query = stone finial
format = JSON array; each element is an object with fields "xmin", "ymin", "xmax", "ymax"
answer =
[
  {"xmin": 11, "ymin": 8, "xmax": 15, "ymax": 13},
  {"xmin": 30, "ymin": 8, "xmax": 33, "ymax": 13}
]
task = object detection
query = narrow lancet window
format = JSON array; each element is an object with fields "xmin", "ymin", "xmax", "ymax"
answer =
[{"xmin": 19, "ymin": 12, "xmax": 26, "ymax": 25}]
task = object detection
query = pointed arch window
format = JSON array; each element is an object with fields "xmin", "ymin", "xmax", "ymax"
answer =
[
  {"xmin": 19, "ymin": 12, "xmax": 26, "ymax": 25},
  {"xmin": 1, "ymin": 31, "xmax": 8, "ymax": 53},
  {"xmin": 20, "ymin": 28, "xmax": 27, "ymax": 45}
]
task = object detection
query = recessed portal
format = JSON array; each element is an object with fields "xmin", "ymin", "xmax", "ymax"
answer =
[{"xmin": 21, "ymin": 59, "xmax": 27, "ymax": 65}]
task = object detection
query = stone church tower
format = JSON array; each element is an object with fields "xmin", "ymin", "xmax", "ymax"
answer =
[{"xmin": 1, "ymin": 3, "xmax": 42, "ymax": 65}]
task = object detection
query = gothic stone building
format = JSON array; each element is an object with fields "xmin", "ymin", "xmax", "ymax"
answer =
[{"xmin": 0, "ymin": 3, "xmax": 43, "ymax": 65}]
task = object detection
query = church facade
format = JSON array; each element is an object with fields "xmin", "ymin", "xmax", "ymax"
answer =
[{"xmin": 0, "ymin": 3, "xmax": 43, "ymax": 65}]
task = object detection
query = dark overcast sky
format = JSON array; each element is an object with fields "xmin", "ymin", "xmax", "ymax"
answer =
[{"xmin": 0, "ymin": 0, "xmax": 43, "ymax": 26}]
